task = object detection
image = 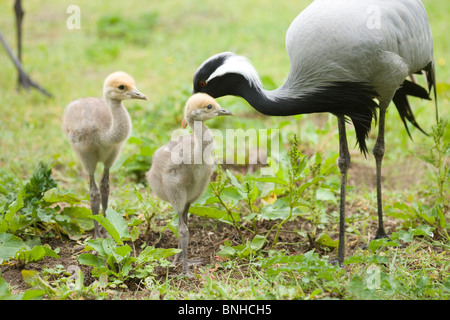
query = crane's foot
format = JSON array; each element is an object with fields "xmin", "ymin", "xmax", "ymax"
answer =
[
  {"xmin": 171, "ymin": 253, "xmax": 202, "ymax": 267},
  {"xmin": 170, "ymin": 254, "xmax": 202, "ymax": 278},
  {"xmin": 170, "ymin": 270, "xmax": 196, "ymax": 279},
  {"xmin": 329, "ymin": 257, "xmax": 344, "ymax": 268},
  {"xmin": 93, "ymin": 224, "xmax": 109, "ymax": 239},
  {"xmin": 170, "ymin": 261, "xmax": 202, "ymax": 279}
]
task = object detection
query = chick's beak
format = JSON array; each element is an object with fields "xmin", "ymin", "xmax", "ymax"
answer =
[
  {"xmin": 216, "ymin": 108, "xmax": 233, "ymax": 116},
  {"xmin": 181, "ymin": 118, "xmax": 188, "ymax": 129},
  {"xmin": 128, "ymin": 89, "xmax": 149, "ymax": 100}
]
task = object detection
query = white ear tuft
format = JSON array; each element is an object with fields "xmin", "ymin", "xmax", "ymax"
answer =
[{"xmin": 206, "ymin": 55, "xmax": 262, "ymax": 88}]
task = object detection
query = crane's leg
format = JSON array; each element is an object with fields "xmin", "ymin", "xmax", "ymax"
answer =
[
  {"xmin": 100, "ymin": 168, "xmax": 110, "ymax": 215},
  {"xmin": 178, "ymin": 203, "xmax": 193, "ymax": 277},
  {"xmin": 90, "ymin": 167, "xmax": 110, "ymax": 238},
  {"xmin": 372, "ymin": 106, "xmax": 389, "ymax": 239},
  {"xmin": 169, "ymin": 202, "xmax": 203, "ymax": 278},
  {"xmin": 89, "ymin": 175, "xmax": 102, "ymax": 238},
  {"xmin": 332, "ymin": 115, "xmax": 351, "ymax": 267},
  {"xmin": 14, "ymin": 0, "xmax": 24, "ymax": 89}
]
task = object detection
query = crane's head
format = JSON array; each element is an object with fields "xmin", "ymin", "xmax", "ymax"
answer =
[
  {"xmin": 103, "ymin": 71, "xmax": 148, "ymax": 102},
  {"xmin": 192, "ymin": 52, "xmax": 262, "ymax": 98},
  {"xmin": 182, "ymin": 93, "xmax": 232, "ymax": 128}
]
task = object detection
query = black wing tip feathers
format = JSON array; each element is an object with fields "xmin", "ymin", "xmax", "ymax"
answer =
[{"xmin": 393, "ymin": 60, "xmax": 438, "ymax": 139}]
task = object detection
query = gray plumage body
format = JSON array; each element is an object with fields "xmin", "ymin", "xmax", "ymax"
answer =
[
  {"xmin": 280, "ymin": 0, "xmax": 433, "ymax": 98},
  {"xmin": 147, "ymin": 122, "xmax": 215, "ymax": 206},
  {"xmin": 63, "ymin": 97, "xmax": 132, "ymax": 173}
]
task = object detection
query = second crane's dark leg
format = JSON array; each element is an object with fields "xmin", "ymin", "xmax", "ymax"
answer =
[
  {"xmin": 373, "ymin": 106, "xmax": 388, "ymax": 239},
  {"xmin": 14, "ymin": 0, "xmax": 24, "ymax": 89},
  {"xmin": 333, "ymin": 115, "xmax": 351, "ymax": 267}
]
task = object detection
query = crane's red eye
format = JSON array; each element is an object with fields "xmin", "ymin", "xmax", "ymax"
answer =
[{"xmin": 199, "ymin": 81, "xmax": 207, "ymax": 87}]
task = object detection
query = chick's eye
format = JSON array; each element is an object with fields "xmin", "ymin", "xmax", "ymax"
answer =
[
  {"xmin": 207, "ymin": 104, "xmax": 213, "ymax": 109},
  {"xmin": 199, "ymin": 81, "xmax": 207, "ymax": 87},
  {"xmin": 118, "ymin": 85, "xmax": 126, "ymax": 90}
]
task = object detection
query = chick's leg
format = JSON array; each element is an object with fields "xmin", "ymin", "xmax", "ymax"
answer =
[{"xmin": 89, "ymin": 175, "xmax": 102, "ymax": 238}]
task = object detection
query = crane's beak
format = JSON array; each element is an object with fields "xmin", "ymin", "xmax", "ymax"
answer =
[
  {"xmin": 128, "ymin": 89, "xmax": 149, "ymax": 100},
  {"xmin": 216, "ymin": 108, "xmax": 233, "ymax": 116}
]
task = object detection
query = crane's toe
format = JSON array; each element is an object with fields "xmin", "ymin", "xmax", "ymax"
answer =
[
  {"xmin": 329, "ymin": 257, "xmax": 345, "ymax": 268},
  {"xmin": 93, "ymin": 223, "xmax": 109, "ymax": 239},
  {"xmin": 170, "ymin": 253, "xmax": 202, "ymax": 279},
  {"xmin": 172, "ymin": 253, "xmax": 202, "ymax": 266}
]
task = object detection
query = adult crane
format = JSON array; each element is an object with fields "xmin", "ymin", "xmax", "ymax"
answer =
[{"xmin": 192, "ymin": 0, "xmax": 437, "ymax": 265}]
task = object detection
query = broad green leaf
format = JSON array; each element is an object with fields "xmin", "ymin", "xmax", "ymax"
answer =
[
  {"xmin": 0, "ymin": 218, "xmax": 7, "ymax": 233},
  {"xmin": 15, "ymin": 245, "xmax": 60, "ymax": 263},
  {"xmin": 250, "ymin": 234, "xmax": 266, "ymax": 251},
  {"xmin": 43, "ymin": 188, "xmax": 81, "ymax": 204},
  {"xmin": 316, "ymin": 233, "xmax": 339, "ymax": 248},
  {"xmin": 21, "ymin": 270, "xmax": 40, "ymax": 286},
  {"xmin": 343, "ymin": 254, "xmax": 366, "ymax": 265},
  {"xmin": 114, "ymin": 244, "xmax": 132, "ymax": 258},
  {"xmin": 0, "ymin": 277, "xmax": 12, "ymax": 299},
  {"xmin": 412, "ymin": 225, "xmax": 434, "ymax": 237},
  {"xmin": 21, "ymin": 289, "xmax": 45, "ymax": 300},
  {"xmin": 90, "ymin": 214, "xmax": 123, "ymax": 245},
  {"xmin": 130, "ymin": 226, "xmax": 139, "ymax": 242},
  {"xmin": 189, "ymin": 205, "xmax": 240, "ymax": 224},
  {"xmin": 61, "ymin": 206, "xmax": 94, "ymax": 230},
  {"xmin": 395, "ymin": 230, "xmax": 413, "ymax": 243},
  {"xmin": 16, "ymin": 246, "xmax": 46, "ymax": 263},
  {"xmin": 106, "ymin": 208, "xmax": 130, "ymax": 240},
  {"xmin": 0, "ymin": 233, "xmax": 26, "ymax": 263},
  {"xmin": 220, "ymin": 186, "xmax": 244, "ymax": 203},
  {"xmin": 259, "ymin": 198, "xmax": 301, "ymax": 221},
  {"xmin": 78, "ymin": 253, "xmax": 105, "ymax": 268},
  {"xmin": 36, "ymin": 207, "xmax": 55, "ymax": 223},
  {"xmin": 368, "ymin": 238, "xmax": 400, "ymax": 252},
  {"xmin": 216, "ymin": 245, "xmax": 236, "ymax": 259},
  {"xmin": 316, "ymin": 188, "xmax": 337, "ymax": 204},
  {"xmin": 102, "ymin": 237, "xmax": 122, "ymax": 261},
  {"xmin": 54, "ymin": 218, "xmax": 84, "ymax": 240},
  {"xmin": 137, "ymin": 247, "xmax": 180, "ymax": 263},
  {"xmin": 5, "ymin": 192, "xmax": 23, "ymax": 222},
  {"xmin": 42, "ymin": 245, "xmax": 61, "ymax": 259},
  {"xmin": 85, "ymin": 238, "xmax": 107, "ymax": 256}
]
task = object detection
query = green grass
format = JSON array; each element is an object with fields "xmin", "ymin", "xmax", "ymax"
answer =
[{"xmin": 0, "ymin": 0, "xmax": 449, "ymax": 300}]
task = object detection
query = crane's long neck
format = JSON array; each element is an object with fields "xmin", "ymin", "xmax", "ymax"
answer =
[
  {"xmin": 232, "ymin": 76, "xmax": 379, "ymax": 155},
  {"xmin": 241, "ymin": 85, "xmax": 309, "ymax": 116},
  {"xmin": 237, "ymin": 80, "xmax": 342, "ymax": 117},
  {"xmin": 103, "ymin": 98, "xmax": 132, "ymax": 145}
]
